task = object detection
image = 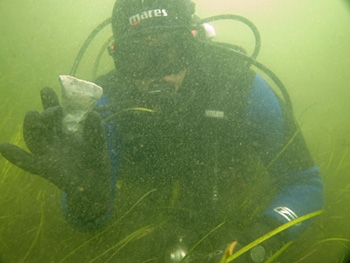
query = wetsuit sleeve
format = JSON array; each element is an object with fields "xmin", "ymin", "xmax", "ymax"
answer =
[
  {"xmin": 244, "ymin": 74, "xmax": 324, "ymax": 240},
  {"xmin": 61, "ymin": 94, "xmax": 119, "ymax": 231}
]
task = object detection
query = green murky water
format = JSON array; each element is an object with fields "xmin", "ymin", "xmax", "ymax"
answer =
[{"xmin": 1, "ymin": 0, "xmax": 350, "ymax": 262}]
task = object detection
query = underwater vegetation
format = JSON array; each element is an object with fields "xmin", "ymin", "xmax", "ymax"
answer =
[
  {"xmin": 1, "ymin": 0, "xmax": 350, "ymax": 262},
  {"xmin": 0, "ymin": 113, "xmax": 349, "ymax": 262}
]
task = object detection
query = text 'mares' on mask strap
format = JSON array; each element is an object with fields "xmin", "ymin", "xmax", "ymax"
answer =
[{"xmin": 110, "ymin": 0, "xmax": 196, "ymax": 79}]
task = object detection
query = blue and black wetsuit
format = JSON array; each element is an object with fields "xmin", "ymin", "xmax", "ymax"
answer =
[{"xmin": 68, "ymin": 42, "xmax": 324, "ymax": 244}]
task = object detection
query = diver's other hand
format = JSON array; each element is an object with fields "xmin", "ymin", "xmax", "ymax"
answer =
[
  {"xmin": 0, "ymin": 87, "xmax": 111, "ymax": 203},
  {"xmin": 232, "ymin": 218, "xmax": 287, "ymax": 263}
]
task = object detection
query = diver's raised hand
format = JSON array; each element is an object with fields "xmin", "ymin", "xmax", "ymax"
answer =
[{"xmin": 0, "ymin": 87, "xmax": 112, "ymax": 221}]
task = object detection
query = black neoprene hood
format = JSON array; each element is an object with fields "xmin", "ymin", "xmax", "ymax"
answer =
[{"xmin": 111, "ymin": 0, "xmax": 195, "ymax": 40}]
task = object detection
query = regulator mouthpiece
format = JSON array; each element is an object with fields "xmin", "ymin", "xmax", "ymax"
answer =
[{"xmin": 59, "ymin": 75, "xmax": 103, "ymax": 133}]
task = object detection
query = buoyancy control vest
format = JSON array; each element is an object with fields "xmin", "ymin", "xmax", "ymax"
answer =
[{"xmin": 95, "ymin": 41, "xmax": 276, "ymax": 233}]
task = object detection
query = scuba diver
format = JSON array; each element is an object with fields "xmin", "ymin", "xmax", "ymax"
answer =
[{"xmin": 0, "ymin": 0, "xmax": 324, "ymax": 262}]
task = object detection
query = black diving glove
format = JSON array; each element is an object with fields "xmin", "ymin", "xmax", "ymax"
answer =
[
  {"xmin": 0, "ymin": 87, "xmax": 112, "ymax": 227},
  {"xmin": 230, "ymin": 218, "xmax": 287, "ymax": 263},
  {"xmin": 209, "ymin": 217, "xmax": 287, "ymax": 263}
]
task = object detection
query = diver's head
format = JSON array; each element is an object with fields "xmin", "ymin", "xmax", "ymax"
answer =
[{"xmin": 110, "ymin": 0, "xmax": 196, "ymax": 80}]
